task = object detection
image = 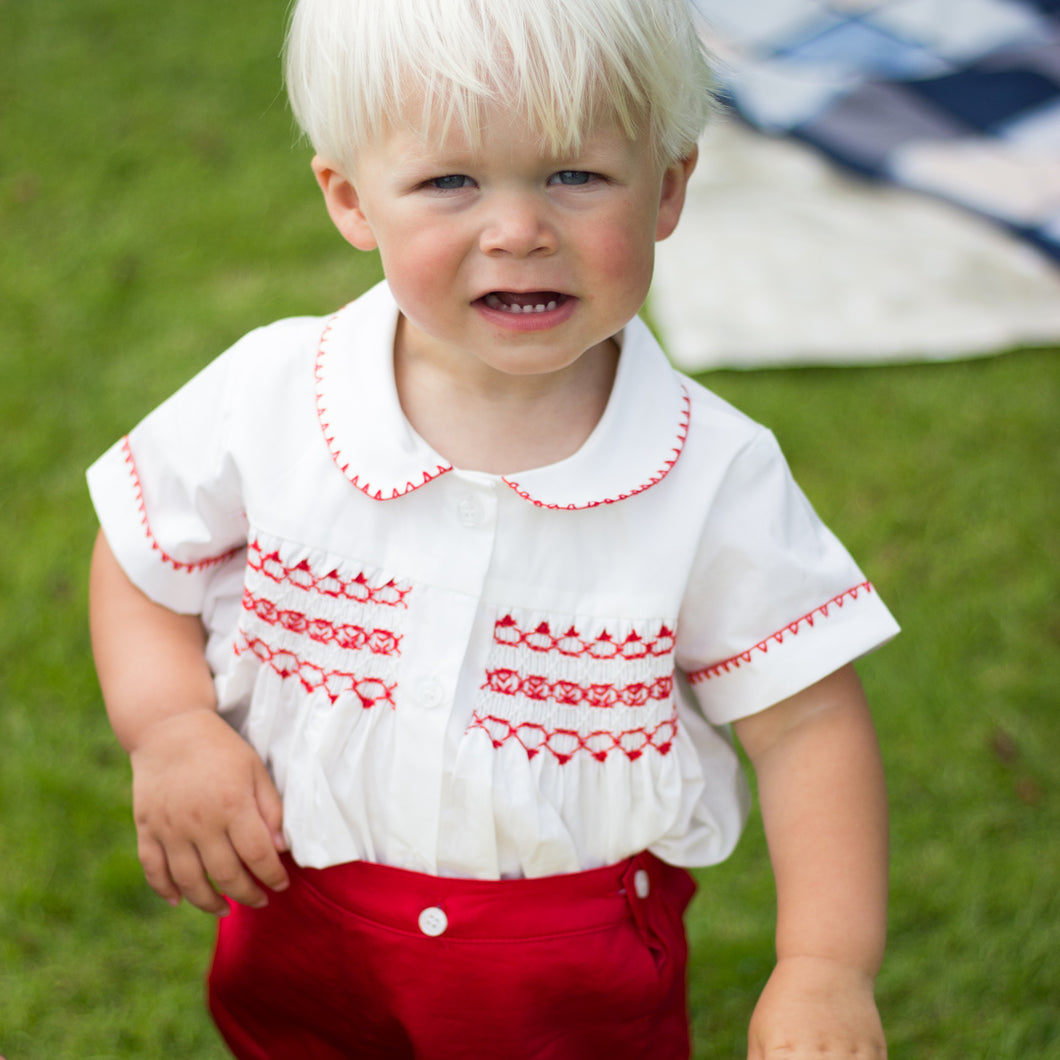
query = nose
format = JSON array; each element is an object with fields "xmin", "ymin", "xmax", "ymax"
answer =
[{"xmin": 478, "ymin": 194, "xmax": 557, "ymax": 257}]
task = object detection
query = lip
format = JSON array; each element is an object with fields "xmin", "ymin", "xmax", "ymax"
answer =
[{"xmin": 473, "ymin": 291, "xmax": 578, "ymax": 332}]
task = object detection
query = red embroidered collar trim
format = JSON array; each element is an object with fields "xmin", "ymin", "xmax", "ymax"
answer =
[
  {"xmin": 314, "ymin": 300, "xmax": 453, "ymax": 500},
  {"xmin": 314, "ymin": 282, "xmax": 690, "ymax": 507},
  {"xmin": 501, "ymin": 387, "xmax": 690, "ymax": 510}
]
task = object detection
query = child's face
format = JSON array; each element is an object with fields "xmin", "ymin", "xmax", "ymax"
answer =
[{"xmin": 314, "ymin": 103, "xmax": 695, "ymax": 388}]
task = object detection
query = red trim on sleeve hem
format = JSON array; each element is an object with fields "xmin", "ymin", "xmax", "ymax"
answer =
[
  {"xmin": 686, "ymin": 582, "xmax": 877, "ymax": 684},
  {"xmin": 121, "ymin": 436, "xmax": 243, "ymax": 574}
]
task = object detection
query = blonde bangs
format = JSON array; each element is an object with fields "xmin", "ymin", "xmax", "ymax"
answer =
[{"xmin": 285, "ymin": 0, "xmax": 715, "ymax": 175}]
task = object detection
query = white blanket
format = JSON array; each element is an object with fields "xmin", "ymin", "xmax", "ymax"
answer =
[{"xmin": 652, "ymin": 121, "xmax": 1060, "ymax": 370}]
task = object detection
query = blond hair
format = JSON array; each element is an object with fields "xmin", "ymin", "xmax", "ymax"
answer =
[{"xmin": 284, "ymin": 0, "xmax": 715, "ymax": 175}]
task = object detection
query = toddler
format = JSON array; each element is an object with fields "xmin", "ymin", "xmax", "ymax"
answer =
[{"xmin": 88, "ymin": 0, "xmax": 899, "ymax": 1056}]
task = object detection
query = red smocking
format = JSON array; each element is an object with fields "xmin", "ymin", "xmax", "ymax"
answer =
[{"xmin": 468, "ymin": 710, "xmax": 678, "ymax": 764}]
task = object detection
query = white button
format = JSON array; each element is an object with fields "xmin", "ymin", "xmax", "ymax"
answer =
[
  {"xmin": 416, "ymin": 677, "xmax": 444, "ymax": 709},
  {"xmin": 634, "ymin": 869, "xmax": 651, "ymax": 900},
  {"xmin": 418, "ymin": 906, "xmax": 448, "ymax": 937},
  {"xmin": 457, "ymin": 494, "xmax": 484, "ymax": 527}
]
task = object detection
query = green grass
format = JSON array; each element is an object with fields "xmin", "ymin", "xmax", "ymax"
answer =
[
  {"xmin": 686, "ymin": 354, "xmax": 1060, "ymax": 1058},
  {"xmin": 3, "ymin": 2, "xmax": 1058, "ymax": 1056}
]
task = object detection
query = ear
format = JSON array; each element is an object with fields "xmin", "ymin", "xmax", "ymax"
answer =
[
  {"xmin": 311, "ymin": 155, "xmax": 378, "ymax": 251},
  {"xmin": 655, "ymin": 146, "xmax": 698, "ymax": 242}
]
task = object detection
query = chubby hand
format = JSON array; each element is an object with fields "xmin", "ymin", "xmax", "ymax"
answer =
[
  {"xmin": 129, "ymin": 708, "xmax": 289, "ymax": 915},
  {"xmin": 748, "ymin": 956, "xmax": 886, "ymax": 1059}
]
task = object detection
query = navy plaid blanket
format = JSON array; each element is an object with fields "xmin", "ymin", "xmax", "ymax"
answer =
[{"xmin": 692, "ymin": 0, "xmax": 1060, "ymax": 261}]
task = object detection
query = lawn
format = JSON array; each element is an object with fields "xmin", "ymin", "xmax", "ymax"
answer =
[{"xmin": 2, "ymin": 1, "xmax": 1058, "ymax": 1057}]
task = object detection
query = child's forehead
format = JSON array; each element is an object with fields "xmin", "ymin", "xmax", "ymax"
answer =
[{"xmin": 379, "ymin": 85, "xmax": 645, "ymax": 159}]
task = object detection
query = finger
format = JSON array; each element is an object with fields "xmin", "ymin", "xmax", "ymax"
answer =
[
  {"xmin": 165, "ymin": 840, "xmax": 234, "ymax": 916},
  {"xmin": 136, "ymin": 833, "xmax": 183, "ymax": 907},
  {"xmin": 196, "ymin": 833, "xmax": 272, "ymax": 910},
  {"xmin": 254, "ymin": 768, "xmax": 288, "ymax": 854},
  {"xmin": 227, "ymin": 803, "xmax": 290, "ymax": 895}
]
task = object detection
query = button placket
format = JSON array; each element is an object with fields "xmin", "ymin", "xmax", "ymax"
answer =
[
  {"xmin": 386, "ymin": 478, "xmax": 496, "ymax": 874},
  {"xmin": 387, "ymin": 587, "xmax": 480, "ymax": 872}
]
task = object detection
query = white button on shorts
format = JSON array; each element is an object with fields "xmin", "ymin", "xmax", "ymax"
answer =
[
  {"xmin": 634, "ymin": 869, "xmax": 651, "ymax": 899},
  {"xmin": 418, "ymin": 906, "xmax": 448, "ymax": 937}
]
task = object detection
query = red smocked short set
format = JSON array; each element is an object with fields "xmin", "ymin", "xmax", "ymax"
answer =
[{"xmin": 88, "ymin": 281, "xmax": 898, "ymax": 1056}]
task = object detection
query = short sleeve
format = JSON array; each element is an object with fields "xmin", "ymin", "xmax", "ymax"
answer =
[
  {"xmin": 86, "ymin": 348, "xmax": 248, "ymax": 615},
  {"xmin": 676, "ymin": 428, "xmax": 899, "ymax": 725}
]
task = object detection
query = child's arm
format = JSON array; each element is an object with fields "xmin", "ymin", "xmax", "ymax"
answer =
[
  {"xmin": 89, "ymin": 530, "xmax": 288, "ymax": 915},
  {"xmin": 732, "ymin": 663, "xmax": 888, "ymax": 1059}
]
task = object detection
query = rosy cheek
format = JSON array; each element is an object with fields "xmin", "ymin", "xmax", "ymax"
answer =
[
  {"xmin": 379, "ymin": 234, "xmax": 473, "ymax": 343},
  {"xmin": 587, "ymin": 229, "xmax": 655, "ymax": 293},
  {"xmin": 381, "ymin": 236, "xmax": 454, "ymax": 306}
]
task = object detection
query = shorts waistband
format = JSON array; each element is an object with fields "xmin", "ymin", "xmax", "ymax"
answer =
[{"xmin": 291, "ymin": 851, "xmax": 688, "ymax": 941}]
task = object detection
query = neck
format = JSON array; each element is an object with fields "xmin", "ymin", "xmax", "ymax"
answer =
[{"xmin": 393, "ymin": 326, "xmax": 619, "ymax": 475}]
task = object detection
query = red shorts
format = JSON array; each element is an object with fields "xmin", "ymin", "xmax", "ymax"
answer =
[{"xmin": 208, "ymin": 851, "xmax": 696, "ymax": 1059}]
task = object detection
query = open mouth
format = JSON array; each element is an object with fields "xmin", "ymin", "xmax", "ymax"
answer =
[{"xmin": 480, "ymin": 291, "xmax": 568, "ymax": 315}]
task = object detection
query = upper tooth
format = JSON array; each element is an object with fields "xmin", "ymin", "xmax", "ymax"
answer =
[{"xmin": 486, "ymin": 295, "xmax": 560, "ymax": 313}]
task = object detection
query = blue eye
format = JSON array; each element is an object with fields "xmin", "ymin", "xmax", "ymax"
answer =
[
  {"xmin": 550, "ymin": 170, "xmax": 594, "ymax": 186},
  {"xmin": 428, "ymin": 174, "xmax": 474, "ymax": 190}
]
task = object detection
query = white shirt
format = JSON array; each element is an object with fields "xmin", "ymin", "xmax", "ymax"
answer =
[{"xmin": 87, "ymin": 281, "xmax": 899, "ymax": 879}]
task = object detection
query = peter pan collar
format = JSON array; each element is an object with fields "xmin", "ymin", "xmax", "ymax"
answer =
[{"xmin": 314, "ymin": 281, "xmax": 690, "ymax": 508}]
